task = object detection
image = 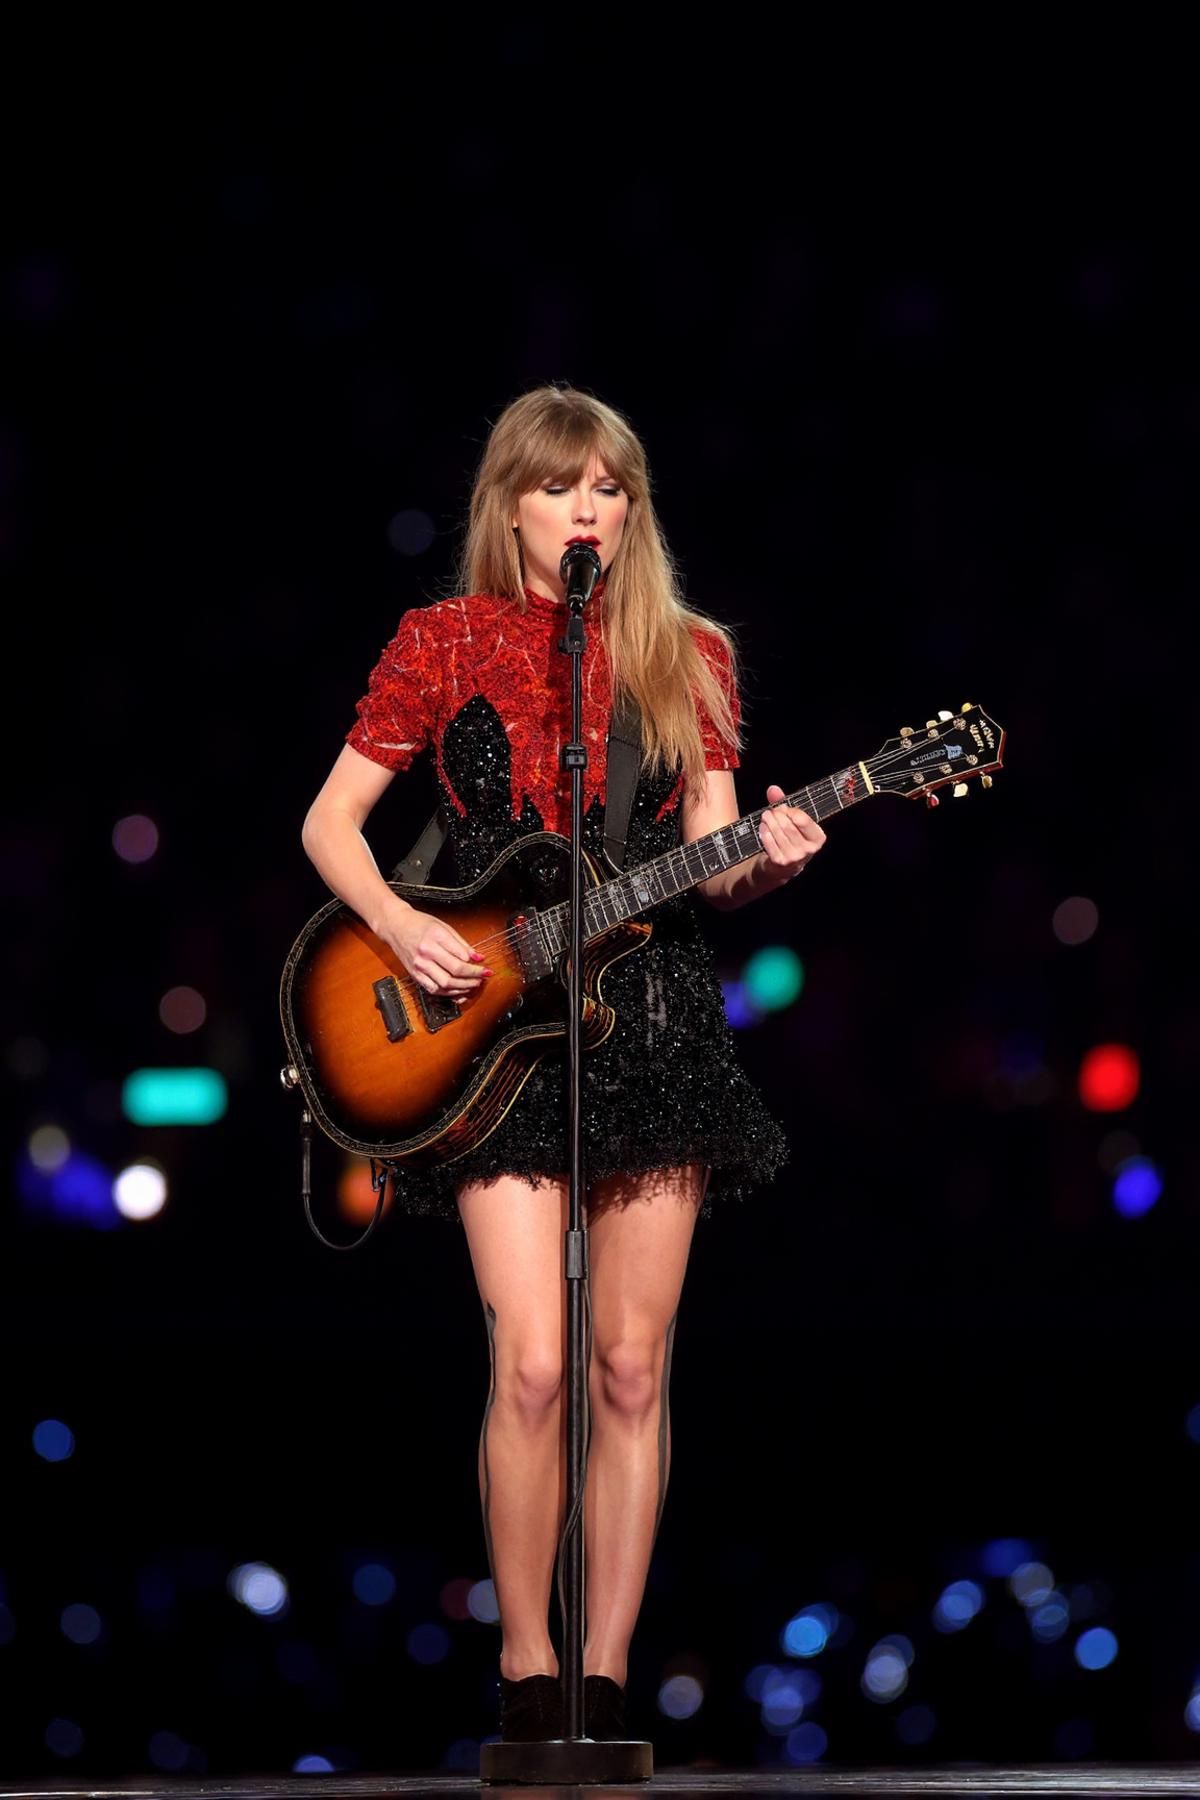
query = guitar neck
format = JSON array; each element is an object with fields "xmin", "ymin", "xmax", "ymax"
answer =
[{"xmin": 533, "ymin": 763, "xmax": 875, "ymax": 957}]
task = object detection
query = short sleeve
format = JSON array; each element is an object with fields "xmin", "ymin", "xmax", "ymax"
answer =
[
  {"xmin": 345, "ymin": 606, "xmax": 443, "ymax": 773},
  {"xmin": 693, "ymin": 629, "xmax": 741, "ymax": 772}
]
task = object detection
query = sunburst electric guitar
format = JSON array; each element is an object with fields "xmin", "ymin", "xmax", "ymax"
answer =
[{"xmin": 280, "ymin": 703, "xmax": 1005, "ymax": 1167}]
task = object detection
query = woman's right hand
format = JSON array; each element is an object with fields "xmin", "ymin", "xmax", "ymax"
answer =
[{"xmin": 377, "ymin": 896, "xmax": 492, "ymax": 998}]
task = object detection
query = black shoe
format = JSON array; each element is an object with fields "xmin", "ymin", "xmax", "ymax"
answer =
[
  {"xmin": 584, "ymin": 1673, "xmax": 627, "ymax": 1740},
  {"xmin": 499, "ymin": 1672, "xmax": 564, "ymax": 1742}
]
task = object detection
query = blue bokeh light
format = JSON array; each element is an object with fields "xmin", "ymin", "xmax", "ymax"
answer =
[
  {"xmin": 352, "ymin": 1562, "xmax": 396, "ymax": 1606},
  {"xmin": 45, "ymin": 1718, "xmax": 84, "ymax": 1758},
  {"xmin": 1075, "ymin": 1626, "xmax": 1119, "ymax": 1670},
  {"xmin": 658, "ymin": 1674, "xmax": 704, "ymax": 1719},
  {"xmin": 762, "ymin": 1679, "xmax": 807, "ymax": 1730},
  {"xmin": 293, "ymin": 1755, "xmax": 335, "ymax": 1774},
  {"xmin": 229, "ymin": 1561, "xmax": 288, "ymax": 1617},
  {"xmin": 1113, "ymin": 1156, "xmax": 1162, "ymax": 1218},
  {"xmin": 32, "ymin": 1418, "xmax": 75, "ymax": 1461},
  {"xmin": 467, "ymin": 1579, "xmax": 499, "ymax": 1623},
  {"xmin": 19, "ymin": 1150, "xmax": 119, "ymax": 1227},
  {"xmin": 980, "ymin": 1537, "xmax": 1034, "ymax": 1577},
  {"xmin": 862, "ymin": 1644, "xmax": 909, "ymax": 1702},
  {"xmin": 407, "ymin": 1622, "xmax": 450, "ymax": 1665},
  {"xmin": 781, "ymin": 1603, "xmax": 838, "ymax": 1657},
  {"xmin": 721, "ymin": 979, "xmax": 762, "ymax": 1030},
  {"xmin": 933, "ymin": 1579, "xmax": 984, "ymax": 1632},
  {"xmin": 60, "ymin": 1603, "xmax": 102, "ymax": 1645},
  {"xmin": 1030, "ymin": 1596, "xmax": 1071, "ymax": 1642},
  {"xmin": 897, "ymin": 1704, "xmax": 936, "ymax": 1746},
  {"xmin": 784, "ymin": 1721, "xmax": 828, "ymax": 1763},
  {"xmin": 745, "ymin": 1663, "xmax": 779, "ymax": 1701}
]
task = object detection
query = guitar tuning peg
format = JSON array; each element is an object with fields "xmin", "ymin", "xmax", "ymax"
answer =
[
  {"xmin": 938, "ymin": 710, "xmax": 954, "ymax": 722},
  {"xmin": 925, "ymin": 719, "xmax": 939, "ymax": 729},
  {"xmin": 952, "ymin": 782, "xmax": 969, "ymax": 798},
  {"xmin": 899, "ymin": 726, "xmax": 914, "ymax": 738},
  {"xmin": 961, "ymin": 701, "xmax": 974, "ymax": 712},
  {"xmin": 981, "ymin": 774, "xmax": 993, "ymax": 789},
  {"xmin": 924, "ymin": 791, "xmax": 940, "ymax": 807}
]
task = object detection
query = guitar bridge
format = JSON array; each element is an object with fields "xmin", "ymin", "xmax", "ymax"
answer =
[
  {"xmin": 510, "ymin": 910, "xmax": 553, "ymax": 984},
  {"xmin": 416, "ymin": 985, "xmax": 460, "ymax": 1034}
]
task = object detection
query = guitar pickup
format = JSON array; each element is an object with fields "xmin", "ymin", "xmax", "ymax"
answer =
[{"xmin": 373, "ymin": 976, "xmax": 412, "ymax": 1043}]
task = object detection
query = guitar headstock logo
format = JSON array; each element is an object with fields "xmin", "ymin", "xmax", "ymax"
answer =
[
  {"xmin": 970, "ymin": 721, "xmax": 996, "ymax": 751},
  {"xmin": 912, "ymin": 745, "xmax": 962, "ymax": 766}
]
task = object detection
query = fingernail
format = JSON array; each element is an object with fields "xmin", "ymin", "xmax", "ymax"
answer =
[
  {"xmin": 470, "ymin": 950, "xmax": 484, "ymax": 961},
  {"xmin": 482, "ymin": 968, "xmax": 494, "ymax": 977}
]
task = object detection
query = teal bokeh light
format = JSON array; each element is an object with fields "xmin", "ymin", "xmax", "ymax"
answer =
[
  {"xmin": 742, "ymin": 946, "xmax": 805, "ymax": 1012},
  {"xmin": 122, "ymin": 1068, "xmax": 227, "ymax": 1126}
]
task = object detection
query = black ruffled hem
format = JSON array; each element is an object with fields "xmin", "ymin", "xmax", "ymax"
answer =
[{"xmin": 384, "ymin": 1119, "xmax": 790, "ymax": 1225}]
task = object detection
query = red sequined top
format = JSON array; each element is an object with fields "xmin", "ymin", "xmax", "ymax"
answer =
[{"xmin": 345, "ymin": 587, "xmax": 740, "ymax": 831}]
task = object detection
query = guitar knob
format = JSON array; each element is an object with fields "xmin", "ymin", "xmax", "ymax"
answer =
[
  {"xmin": 981, "ymin": 774, "xmax": 993, "ymax": 789},
  {"xmin": 280, "ymin": 1065, "xmax": 300, "ymax": 1090},
  {"xmin": 925, "ymin": 791, "xmax": 940, "ymax": 808},
  {"xmin": 952, "ymin": 782, "xmax": 969, "ymax": 798}
]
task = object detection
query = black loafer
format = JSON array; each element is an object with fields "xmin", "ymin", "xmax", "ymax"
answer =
[
  {"xmin": 584, "ymin": 1673, "xmax": 627, "ymax": 1740},
  {"xmin": 499, "ymin": 1672, "xmax": 564, "ymax": 1742}
]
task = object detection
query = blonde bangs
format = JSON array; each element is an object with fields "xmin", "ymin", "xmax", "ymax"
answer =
[{"xmin": 459, "ymin": 385, "xmax": 739, "ymax": 792}]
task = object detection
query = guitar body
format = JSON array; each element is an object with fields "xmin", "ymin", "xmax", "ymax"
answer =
[{"xmin": 279, "ymin": 832, "xmax": 651, "ymax": 1166}]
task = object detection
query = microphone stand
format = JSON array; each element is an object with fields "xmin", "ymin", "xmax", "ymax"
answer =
[{"xmin": 480, "ymin": 564, "xmax": 652, "ymax": 1785}]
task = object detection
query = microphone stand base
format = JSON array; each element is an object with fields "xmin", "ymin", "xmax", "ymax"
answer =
[{"xmin": 480, "ymin": 1735, "xmax": 653, "ymax": 1784}]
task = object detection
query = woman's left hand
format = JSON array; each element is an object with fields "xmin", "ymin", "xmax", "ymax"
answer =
[{"xmin": 757, "ymin": 783, "xmax": 827, "ymax": 883}]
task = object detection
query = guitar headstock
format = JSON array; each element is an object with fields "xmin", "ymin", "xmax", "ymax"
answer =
[{"xmin": 864, "ymin": 703, "xmax": 1005, "ymax": 807}]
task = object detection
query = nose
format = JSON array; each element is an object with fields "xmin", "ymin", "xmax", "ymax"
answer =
[{"xmin": 572, "ymin": 486, "xmax": 597, "ymax": 524}]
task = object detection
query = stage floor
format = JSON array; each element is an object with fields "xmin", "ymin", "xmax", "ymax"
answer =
[{"xmin": 7, "ymin": 1768, "xmax": 1200, "ymax": 1800}]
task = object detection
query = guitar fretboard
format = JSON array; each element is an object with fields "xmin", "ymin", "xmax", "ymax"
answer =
[{"xmin": 529, "ymin": 767, "xmax": 870, "ymax": 961}]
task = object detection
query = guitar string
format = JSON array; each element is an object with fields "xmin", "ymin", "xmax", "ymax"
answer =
[
  {"xmin": 379, "ymin": 744, "xmax": 992, "ymax": 1003},
  {"xmin": 440, "ymin": 737, "xmax": 984, "ymax": 966},
  {"xmin": 381, "ymin": 735, "xmax": 995, "ymax": 996}
]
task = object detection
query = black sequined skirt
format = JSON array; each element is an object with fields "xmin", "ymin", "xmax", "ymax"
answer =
[{"xmin": 387, "ymin": 894, "xmax": 789, "ymax": 1224}]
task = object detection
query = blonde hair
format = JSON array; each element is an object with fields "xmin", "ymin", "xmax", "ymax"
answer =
[{"xmin": 458, "ymin": 385, "xmax": 739, "ymax": 790}]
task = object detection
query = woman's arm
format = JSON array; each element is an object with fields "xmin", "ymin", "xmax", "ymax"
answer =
[
  {"xmin": 682, "ymin": 769, "xmax": 827, "ymax": 912},
  {"xmin": 302, "ymin": 745, "xmax": 487, "ymax": 997}
]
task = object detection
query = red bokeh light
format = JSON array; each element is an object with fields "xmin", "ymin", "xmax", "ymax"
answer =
[{"xmin": 1078, "ymin": 1042, "xmax": 1140, "ymax": 1112}]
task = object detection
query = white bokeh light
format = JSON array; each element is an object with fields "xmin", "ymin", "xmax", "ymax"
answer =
[{"xmin": 114, "ymin": 1163, "xmax": 168, "ymax": 1221}]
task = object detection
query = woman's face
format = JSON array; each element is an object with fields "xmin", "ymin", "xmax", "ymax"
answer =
[{"xmin": 513, "ymin": 451, "xmax": 630, "ymax": 601}]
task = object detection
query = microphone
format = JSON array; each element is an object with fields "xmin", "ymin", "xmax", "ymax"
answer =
[{"xmin": 560, "ymin": 541, "xmax": 602, "ymax": 609}]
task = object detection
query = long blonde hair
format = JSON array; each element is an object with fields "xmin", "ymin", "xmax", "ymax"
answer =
[{"xmin": 458, "ymin": 385, "xmax": 740, "ymax": 790}]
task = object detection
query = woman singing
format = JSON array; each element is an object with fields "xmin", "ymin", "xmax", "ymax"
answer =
[{"xmin": 300, "ymin": 386, "xmax": 827, "ymax": 1743}]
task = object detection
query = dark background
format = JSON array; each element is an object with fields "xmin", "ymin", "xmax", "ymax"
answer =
[{"xmin": 2, "ymin": 19, "xmax": 1196, "ymax": 1781}]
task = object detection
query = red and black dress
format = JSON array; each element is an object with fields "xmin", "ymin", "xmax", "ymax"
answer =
[{"xmin": 345, "ymin": 585, "xmax": 788, "ymax": 1221}]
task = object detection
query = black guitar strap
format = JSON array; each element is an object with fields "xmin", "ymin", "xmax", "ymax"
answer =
[
  {"xmin": 390, "ymin": 806, "xmax": 449, "ymax": 886},
  {"xmin": 391, "ymin": 694, "xmax": 643, "ymax": 884}
]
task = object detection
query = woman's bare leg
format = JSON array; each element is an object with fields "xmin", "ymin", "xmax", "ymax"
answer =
[
  {"xmin": 582, "ymin": 1164, "xmax": 705, "ymax": 1685},
  {"xmin": 457, "ymin": 1173, "xmax": 569, "ymax": 1681}
]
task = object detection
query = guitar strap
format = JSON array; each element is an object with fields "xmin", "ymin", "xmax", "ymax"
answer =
[{"xmin": 390, "ymin": 693, "xmax": 644, "ymax": 885}]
